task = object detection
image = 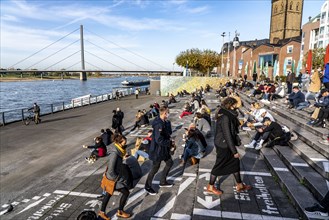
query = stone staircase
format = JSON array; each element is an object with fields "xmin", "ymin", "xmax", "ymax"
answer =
[{"xmin": 238, "ymin": 91, "xmax": 329, "ymax": 220}]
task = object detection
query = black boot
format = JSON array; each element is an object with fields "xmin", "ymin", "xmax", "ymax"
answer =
[{"xmin": 313, "ymin": 119, "xmax": 324, "ymax": 127}]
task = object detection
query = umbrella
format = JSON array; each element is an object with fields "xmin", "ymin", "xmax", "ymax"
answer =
[
  {"xmin": 325, "ymin": 44, "xmax": 329, "ymax": 65},
  {"xmin": 283, "ymin": 58, "xmax": 288, "ymax": 76},
  {"xmin": 273, "ymin": 60, "xmax": 278, "ymax": 78},
  {"xmin": 291, "ymin": 59, "xmax": 295, "ymax": 74},
  {"xmin": 264, "ymin": 61, "xmax": 269, "ymax": 77},
  {"xmin": 296, "ymin": 59, "xmax": 302, "ymax": 74},
  {"xmin": 244, "ymin": 62, "xmax": 248, "ymax": 77},
  {"xmin": 306, "ymin": 50, "xmax": 312, "ymax": 73}
]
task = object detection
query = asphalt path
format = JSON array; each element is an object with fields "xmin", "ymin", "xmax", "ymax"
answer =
[{"xmin": 0, "ymin": 94, "xmax": 159, "ymax": 211}]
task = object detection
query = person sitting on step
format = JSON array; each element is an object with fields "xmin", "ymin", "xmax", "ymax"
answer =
[
  {"xmin": 180, "ymin": 127, "xmax": 202, "ymax": 166},
  {"xmin": 83, "ymin": 136, "xmax": 107, "ymax": 163},
  {"xmin": 133, "ymin": 130, "xmax": 152, "ymax": 160},
  {"xmin": 244, "ymin": 117, "xmax": 288, "ymax": 150},
  {"xmin": 287, "ymin": 86, "xmax": 306, "ymax": 109}
]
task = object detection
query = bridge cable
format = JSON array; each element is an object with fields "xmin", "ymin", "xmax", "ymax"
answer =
[
  {"xmin": 85, "ymin": 28, "xmax": 170, "ymax": 71},
  {"xmin": 10, "ymin": 28, "xmax": 80, "ymax": 68},
  {"xmin": 84, "ymin": 50, "xmax": 126, "ymax": 71},
  {"xmin": 26, "ymin": 40, "xmax": 80, "ymax": 70},
  {"xmin": 85, "ymin": 61, "xmax": 103, "ymax": 71},
  {"xmin": 65, "ymin": 61, "xmax": 81, "ymax": 70},
  {"xmin": 85, "ymin": 40, "xmax": 146, "ymax": 70},
  {"xmin": 44, "ymin": 50, "xmax": 80, "ymax": 70}
]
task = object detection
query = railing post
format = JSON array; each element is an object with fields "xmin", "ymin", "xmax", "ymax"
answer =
[
  {"xmin": 51, "ymin": 104, "xmax": 54, "ymax": 113},
  {"xmin": 21, "ymin": 109, "xmax": 24, "ymax": 121},
  {"xmin": 81, "ymin": 98, "xmax": 83, "ymax": 107},
  {"xmin": 96, "ymin": 96, "xmax": 98, "ymax": 104},
  {"xmin": 62, "ymin": 102, "xmax": 65, "ymax": 111},
  {"xmin": 2, "ymin": 112, "xmax": 5, "ymax": 126},
  {"xmin": 72, "ymin": 101, "xmax": 75, "ymax": 109},
  {"xmin": 102, "ymin": 95, "xmax": 104, "ymax": 102},
  {"xmin": 89, "ymin": 97, "xmax": 91, "ymax": 105}
]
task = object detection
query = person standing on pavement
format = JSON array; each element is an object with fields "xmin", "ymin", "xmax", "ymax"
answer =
[
  {"xmin": 98, "ymin": 133, "xmax": 131, "ymax": 220},
  {"xmin": 111, "ymin": 110, "xmax": 121, "ymax": 134},
  {"xmin": 286, "ymin": 70, "xmax": 295, "ymax": 94},
  {"xmin": 144, "ymin": 106, "xmax": 174, "ymax": 195},
  {"xmin": 29, "ymin": 103, "xmax": 41, "ymax": 124},
  {"xmin": 207, "ymin": 97, "xmax": 252, "ymax": 195},
  {"xmin": 135, "ymin": 88, "xmax": 139, "ymax": 99},
  {"xmin": 116, "ymin": 107, "xmax": 125, "ymax": 132}
]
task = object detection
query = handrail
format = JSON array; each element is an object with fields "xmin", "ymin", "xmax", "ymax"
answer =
[{"xmin": 0, "ymin": 87, "xmax": 145, "ymax": 126}]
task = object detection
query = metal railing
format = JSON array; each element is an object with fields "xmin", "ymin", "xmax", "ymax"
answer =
[{"xmin": 0, "ymin": 87, "xmax": 146, "ymax": 126}]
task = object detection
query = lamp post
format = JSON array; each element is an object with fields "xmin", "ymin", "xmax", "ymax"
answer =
[
  {"xmin": 232, "ymin": 30, "xmax": 240, "ymax": 78},
  {"xmin": 227, "ymin": 32, "xmax": 230, "ymax": 77},
  {"xmin": 221, "ymin": 32, "xmax": 226, "ymax": 76}
]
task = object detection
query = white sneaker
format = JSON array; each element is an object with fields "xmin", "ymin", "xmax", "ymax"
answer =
[
  {"xmin": 244, "ymin": 144, "xmax": 254, "ymax": 148},
  {"xmin": 255, "ymin": 143, "xmax": 263, "ymax": 150},
  {"xmin": 319, "ymin": 139, "xmax": 329, "ymax": 146}
]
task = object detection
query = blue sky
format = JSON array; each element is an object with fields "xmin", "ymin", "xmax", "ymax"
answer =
[{"xmin": 0, "ymin": 0, "xmax": 325, "ymax": 71}]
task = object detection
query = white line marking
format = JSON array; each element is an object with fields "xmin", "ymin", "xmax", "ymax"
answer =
[
  {"xmin": 171, "ymin": 213, "xmax": 191, "ymax": 220},
  {"xmin": 21, "ymin": 199, "xmax": 30, "ymax": 203},
  {"xmin": 183, "ymin": 173, "xmax": 197, "ymax": 177},
  {"xmin": 199, "ymin": 168, "xmax": 211, "ymax": 172},
  {"xmin": 240, "ymin": 171, "xmax": 272, "ymax": 176},
  {"xmin": 43, "ymin": 193, "xmax": 51, "ymax": 197},
  {"xmin": 197, "ymin": 196, "xmax": 221, "ymax": 209},
  {"xmin": 154, "ymin": 177, "xmax": 195, "ymax": 217},
  {"xmin": 311, "ymin": 158, "xmax": 329, "ymax": 162},
  {"xmin": 242, "ymin": 213, "xmax": 263, "ymax": 220},
  {"xmin": 323, "ymin": 162, "xmax": 329, "ymax": 172},
  {"xmin": 290, "ymin": 162, "xmax": 309, "ymax": 167},
  {"xmin": 193, "ymin": 208, "xmax": 298, "ymax": 220},
  {"xmin": 32, "ymin": 196, "xmax": 41, "ymax": 200},
  {"xmin": 273, "ymin": 167, "xmax": 289, "ymax": 172},
  {"xmin": 198, "ymin": 173, "xmax": 210, "ymax": 181},
  {"xmin": 53, "ymin": 190, "xmax": 102, "ymax": 198},
  {"xmin": 11, "ymin": 201, "xmax": 19, "ymax": 206},
  {"xmin": 135, "ymin": 184, "xmax": 144, "ymax": 188},
  {"xmin": 53, "ymin": 190, "xmax": 69, "ymax": 195},
  {"xmin": 18, "ymin": 198, "xmax": 46, "ymax": 214},
  {"xmin": 1, "ymin": 204, "xmax": 9, "ymax": 208},
  {"xmin": 326, "ymin": 180, "xmax": 329, "ymax": 191}
]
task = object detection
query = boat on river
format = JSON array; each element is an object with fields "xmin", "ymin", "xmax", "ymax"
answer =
[{"xmin": 121, "ymin": 79, "xmax": 150, "ymax": 87}]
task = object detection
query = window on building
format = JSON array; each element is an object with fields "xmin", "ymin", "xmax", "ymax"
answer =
[
  {"xmin": 287, "ymin": 58, "xmax": 292, "ymax": 65},
  {"xmin": 289, "ymin": 1, "xmax": 293, "ymax": 10},
  {"xmin": 258, "ymin": 54, "xmax": 277, "ymax": 67},
  {"xmin": 296, "ymin": 2, "xmax": 300, "ymax": 11},
  {"xmin": 320, "ymin": 26, "xmax": 325, "ymax": 34},
  {"xmin": 302, "ymin": 32, "xmax": 305, "ymax": 38},
  {"xmin": 322, "ymin": 12, "xmax": 326, "ymax": 20},
  {"xmin": 301, "ymin": 45, "xmax": 304, "ymax": 51},
  {"xmin": 319, "ymin": 41, "xmax": 323, "ymax": 48},
  {"xmin": 287, "ymin": 45, "xmax": 293, "ymax": 53}
]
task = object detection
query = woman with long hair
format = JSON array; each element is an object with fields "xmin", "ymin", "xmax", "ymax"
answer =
[
  {"xmin": 98, "ymin": 133, "xmax": 131, "ymax": 220},
  {"xmin": 207, "ymin": 97, "xmax": 252, "ymax": 195}
]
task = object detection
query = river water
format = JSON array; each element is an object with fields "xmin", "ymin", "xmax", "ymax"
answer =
[{"xmin": 0, "ymin": 76, "xmax": 148, "ymax": 113}]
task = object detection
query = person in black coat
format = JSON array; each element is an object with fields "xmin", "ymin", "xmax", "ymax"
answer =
[
  {"xmin": 207, "ymin": 97, "xmax": 252, "ymax": 196},
  {"xmin": 144, "ymin": 106, "xmax": 174, "ymax": 195},
  {"xmin": 111, "ymin": 110, "xmax": 122, "ymax": 134}
]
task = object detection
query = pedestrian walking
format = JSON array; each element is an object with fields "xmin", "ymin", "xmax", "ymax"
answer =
[
  {"xmin": 135, "ymin": 88, "xmax": 139, "ymax": 99},
  {"xmin": 144, "ymin": 106, "xmax": 174, "ymax": 195},
  {"xmin": 207, "ymin": 97, "xmax": 252, "ymax": 195},
  {"xmin": 286, "ymin": 70, "xmax": 295, "ymax": 94},
  {"xmin": 98, "ymin": 133, "xmax": 131, "ymax": 220}
]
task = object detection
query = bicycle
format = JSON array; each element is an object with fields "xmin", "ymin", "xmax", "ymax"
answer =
[{"xmin": 23, "ymin": 110, "xmax": 41, "ymax": 125}]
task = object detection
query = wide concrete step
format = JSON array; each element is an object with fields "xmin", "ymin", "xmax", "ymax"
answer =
[
  {"xmin": 260, "ymin": 147, "xmax": 318, "ymax": 220},
  {"xmin": 272, "ymin": 145, "xmax": 328, "ymax": 201},
  {"xmin": 289, "ymin": 139, "xmax": 329, "ymax": 180}
]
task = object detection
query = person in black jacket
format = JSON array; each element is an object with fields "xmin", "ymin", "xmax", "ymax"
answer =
[
  {"xmin": 207, "ymin": 97, "xmax": 252, "ymax": 196},
  {"xmin": 144, "ymin": 106, "xmax": 174, "ymax": 195},
  {"xmin": 112, "ymin": 110, "xmax": 122, "ymax": 134},
  {"xmin": 116, "ymin": 108, "xmax": 124, "ymax": 131}
]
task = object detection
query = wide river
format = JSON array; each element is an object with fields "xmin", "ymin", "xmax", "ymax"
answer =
[{"xmin": 0, "ymin": 76, "xmax": 149, "ymax": 113}]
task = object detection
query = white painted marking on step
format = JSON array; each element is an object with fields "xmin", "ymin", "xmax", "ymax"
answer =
[
  {"xmin": 11, "ymin": 201, "xmax": 19, "ymax": 206},
  {"xmin": 171, "ymin": 213, "xmax": 191, "ymax": 220},
  {"xmin": 22, "ymin": 199, "xmax": 30, "ymax": 203},
  {"xmin": 311, "ymin": 158, "xmax": 329, "ymax": 162},
  {"xmin": 323, "ymin": 162, "xmax": 329, "ymax": 172},
  {"xmin": 135, "ymin": 184, "xmax": 144, "ymax": 188},
  {"xmin": 32, "ymin": 196, "xmax": 41, "ymax": 200},
  {"xmin": 85, "ymin": 200, "xmax": 101, "ymax": 208},
  {"xmin": 327, "ymin": 180, "xmax": 329, "ymax": 190},
  {"xmin": 153, "ymin": 177, "xmax": 195, "ymax": 218},
  {"xmin": 197, "ymin": 196, "xmax": 221, "ymax": 209},
  {"xmin": 150, "ymin": 218, "xmax": 167, "ymax": 220},
  {"xmin": 240, "ymin": 171, "xmax": 272, "ymax": 176},
  {"xmin": 53, "ymin": 190, "xmax": 102, "ymax": 198},
  {"xmin": 183, "ymin": 172, "xmax": 197, "ymax": 177},
  {"xmin": 290, "ymin": 162, "xmax": 309, "ymax": 167},
  {"xmin": 199, "ymin": 168, "xmax": 211, "ymax": 172},
  {"xmin": 18, "ymin": 197, "xmax": 46, "ymax": 214},
  {"xmin": 126, "ymin": 189, "xmax": 146, "ymax": 207},
  {"xmin": 193, "ymin": 208, "xmax": 298, "ymax": 220},
  {"xmin": 0, "ymin": 210, "xmax": 8, "ymax": 216},
  {"xmin": 1, "ymin": 204, "xmax": 9, "ymax": 208},
  {"xmin": 273, "ymin": 167, "xmax": 289, "ymax": 172},
  {"xmin": 43, "ymin": 193, "xmax": 51, "ymax": 197}
]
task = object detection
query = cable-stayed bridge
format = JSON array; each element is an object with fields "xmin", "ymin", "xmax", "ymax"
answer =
[{"xmin": 1, "ymin": 25, "xmax": 181, "ymax": 80}]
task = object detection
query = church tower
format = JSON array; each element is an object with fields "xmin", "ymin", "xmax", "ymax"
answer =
[{"xmin": 270, "ymin": 0, "xmax": 303, "ymax": 44}]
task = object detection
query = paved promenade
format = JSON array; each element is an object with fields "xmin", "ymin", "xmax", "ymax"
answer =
[{"xmin": 0, "ymin": 91, "xmax": 324, "ymax": 219}]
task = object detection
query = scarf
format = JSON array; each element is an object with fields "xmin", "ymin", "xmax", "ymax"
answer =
[
  {"xmin": 114, "ymin": 143, "xmax": 126, "ymax": 156},
  {"xmin": 218, "ymin": 106, "xmax": 240, "ymax": 133}
]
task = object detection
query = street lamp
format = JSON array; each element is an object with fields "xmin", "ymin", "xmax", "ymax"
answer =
[
  {"xmin": 226, "ymin": 32, "xmax": 230, "ymax": 77},
  {"xmin": 232, "ymin": 30, "xmax": 240, "ymax": 78},
  {"xmin": 221, "ymin": 32, "xmax": 226, "ymax": 76}
]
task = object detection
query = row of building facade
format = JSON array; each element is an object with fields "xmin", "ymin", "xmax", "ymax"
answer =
[{"xmin": 219, "ymin": 0, "xmax": 329, "ymax": 80}]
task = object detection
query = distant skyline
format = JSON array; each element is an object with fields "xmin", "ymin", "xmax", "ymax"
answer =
[{"xmin": 0, "ymin": 0, "xmax": 325, "ymax": 71}]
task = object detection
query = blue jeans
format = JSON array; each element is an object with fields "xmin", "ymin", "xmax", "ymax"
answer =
[
  {"xmin": 183, "ymin": 148, "xmax": 193, "ymax": 162},
  {"xmin": 296, "ymin": 102, "xmax": 309, "ymax": 110},
  {"xmin": 134, "ymin": 150, "xmax": 149, "ymax": 159}
]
